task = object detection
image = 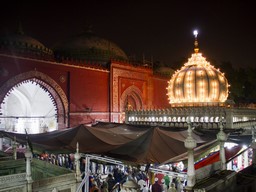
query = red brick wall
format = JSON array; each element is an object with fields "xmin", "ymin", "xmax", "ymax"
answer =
[
  {"xmin": 152, "ymin": 77, "xmax": 170, "ymax": 109},
  {"xmin": 0, "ymin": 55, "xmax": 171, "ymax": 127}
]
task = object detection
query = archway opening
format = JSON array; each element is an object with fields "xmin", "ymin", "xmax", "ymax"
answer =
[
  {"xmin": 0, "ymin": 79, "xmax": 58, "ymax": 133},
  {"xmin": 120, "ymin": 85, "xmax": 143, "ymax": 123}
]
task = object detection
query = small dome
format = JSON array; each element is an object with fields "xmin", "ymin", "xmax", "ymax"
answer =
[
  {"xmin": 155, "ymin": 66, "xmax": 175, "ymax": 77},
  {"xmin": 167, "ymin": 52, "xmax": 229, "ymax": 106},
  {"xmin": 53, "ymin": 31, "xmax": 128, "ymax": 63},
  {"xmin": 0, "ymin": 29, "xmax": 53, "ymax": 59}
]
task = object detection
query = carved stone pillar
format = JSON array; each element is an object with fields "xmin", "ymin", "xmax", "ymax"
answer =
[
  {"xmin": 184, "ymin": 119, "xmax": 197, "ymax": 190},
  {"xmin": 75, "ymin": 142, "xmax": 81, "ymax": 182},
  {"xmin": 25, "ymin": 144, "xmax": 33, "ymax": 192},
  {"xmin": 217, "ymin": 119, "xmax": 227, "ymax": 170}
]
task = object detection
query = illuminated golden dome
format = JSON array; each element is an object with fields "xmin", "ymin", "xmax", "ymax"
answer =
[{"xmin": 167, "ymin": 31, "xmax": 229, "ymax": 106}]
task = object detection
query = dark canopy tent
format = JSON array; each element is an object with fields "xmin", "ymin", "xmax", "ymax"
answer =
[
  {"xmin": 92, "ymin": 122, "xmax": 218, "ymax": 164},
  {"xmin": 0, "ymin": 122, "xmax": 246, "ymax": 164}
]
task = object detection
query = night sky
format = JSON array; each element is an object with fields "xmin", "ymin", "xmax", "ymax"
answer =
[{"xmin": 1, "ymin": 0, "xmax": 255, "ymax": 69}]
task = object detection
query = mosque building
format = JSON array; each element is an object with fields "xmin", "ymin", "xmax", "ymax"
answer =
[
  {"xmin": 0, "ymin": 26, "xmax": 170, "ymax": 134},
  {"xmin": 1, "ymin": 25, "xmax": 256, "ymax": 191}
]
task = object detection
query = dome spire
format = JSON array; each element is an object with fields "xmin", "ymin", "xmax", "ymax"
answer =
[{"xmin": 193, "ymin": 30, "xmax": 199, "ymax": 53}]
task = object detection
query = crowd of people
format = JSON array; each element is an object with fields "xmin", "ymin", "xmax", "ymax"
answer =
[
  {"xmin": 35, "ymin": 152, "xmax": 75, "ymax": 169},
  {"xmin": 86, "ymin": 166, "xmax": 186, "ymax": 192},
  {"xmin": 35, "ymin": 152, "xmax": 186, "ymax": 192}
]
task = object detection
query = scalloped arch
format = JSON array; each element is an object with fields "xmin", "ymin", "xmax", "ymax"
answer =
[{"xmin": 0, "ymin": 70, "xmax": 68, "ymax": 129}]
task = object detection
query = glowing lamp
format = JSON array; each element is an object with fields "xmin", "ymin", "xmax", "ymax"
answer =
[{"xmin": 193, "ymin": 30, "xmax": 198, "ymax": 37}]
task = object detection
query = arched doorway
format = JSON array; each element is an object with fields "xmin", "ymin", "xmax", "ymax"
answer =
[
  {"xmin": 120, "ymin": 85, "xmax": 143, "ymax": 122},
  {"xmin": 0, "ymin": 71, "xmax": 68, "ymax": 133}
]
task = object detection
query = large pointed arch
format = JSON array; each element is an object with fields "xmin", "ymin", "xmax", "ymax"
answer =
[
  {"xmin": 0, "ymin": 70, "xmax": 68, "ymax": 129},
  {"xmin": 120, "ymin": 85, "xmax": 143, "ymax": 112}
]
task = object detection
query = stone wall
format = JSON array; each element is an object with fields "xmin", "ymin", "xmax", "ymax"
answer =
[
  {"xmin": 0, "ymin": 173, "xmax": 27, "ymax": 192},
  {"xmin": 0, "ymin": 157, "xmax": 78, "ymax": 192}
]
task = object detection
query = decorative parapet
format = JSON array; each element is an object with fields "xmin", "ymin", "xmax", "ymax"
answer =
[
  {"xmin": 0, "ymin": 173, "xmax": 26, "ymax": 184},
  {"xmin": 0, "ymin": 173, "xmax": 26, "ymax": 190},
  {"xmin": 126, "ymin": 106, "xmax": 256, "ymax": 129}
]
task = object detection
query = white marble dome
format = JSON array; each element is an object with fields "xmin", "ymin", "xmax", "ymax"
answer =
[{"xmin": 167, "ymin": 52, "xmax": 229, "ymax": 106}]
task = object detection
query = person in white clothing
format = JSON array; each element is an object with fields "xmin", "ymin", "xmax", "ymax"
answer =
[
  {"xmin": 142, "ymin": 183, "xmax": 149, "ymax": 192},
  {"xmin": 161, "ymin": 179, "xmax": 167, "ymax": 192}
]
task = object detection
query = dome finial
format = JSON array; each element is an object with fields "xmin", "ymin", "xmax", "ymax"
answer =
[{"xmin": 193, "ymin": 30, "xmax": 199, "ymax": 53}]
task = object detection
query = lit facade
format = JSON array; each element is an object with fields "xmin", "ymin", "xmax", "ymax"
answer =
[{"xmin": 0, "ymin": 28, "xmax": 170, "ymax": 133}]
